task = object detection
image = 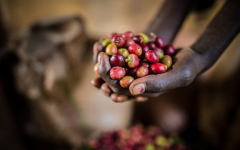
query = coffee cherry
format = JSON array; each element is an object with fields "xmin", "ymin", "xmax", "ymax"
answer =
[
  {"xmin": 94, "ymin": 63, "xmax": 99, "ymax": 75},
  {"xmin": 128, "ymin": 44, "xmax": 142, "ymax": 56},
  {"xmin": 125, "ymin": 39, "xmax": 135, "ymax": 47},
  {"xmin": 153, "ymin": 47, "xmax": 164, "ymax": 59},
  {"xmin": 120, "ymin": 76, "xmax": 134, "ymax": 88},
  {"xmin": 124, "ymin": 68, "xmax": 129, "ymax": 74},
  {"xmin": 151, "ymin": 33, "xmax": 164, "ymax": 48},
  {"xmin": 136, "ymin": 66, "xmax": 149, "ymax": 77},
  {"xmin": 110, "ymin": 53, "xmax": 125, "ymax": 67},
  {"xmin": 145, "ymin": 144, "xmax": 155, "ymax": 150},
  {"xmin": 164, "ymin": 64, "xmax": 168, "ymax": 70},
  {"xmin": 164, "ymin": 44, "xmax": 175, "ymax": 55},
  {"xmin": 122, "ymin": 31, "xmax": 134, "ymax": 40},
  {"xmin": 155, "ymin": 37, "xmax": 164, "ymax": 48},
  {"xmin": 109, "ymin": 32, "xmax": 118, "ymax": 38},
  {"xmin": 125, "ymin": 54, "xmax": 140, "ymax": 68},
  {"xmin": 150, "ymin": 63, "xmax": 167, "ymax": 74},
  {"xmin": 139, "ymin": 33, "xmax": 149, "ymax": 43},
  {"xmin": 145, "ymin": 50, "xmax": 159, "ymax": 63},
  {"xmin": 140, "ymin": 61, "xmax": 150, "ymax": 68},
  {"xmin": 102, "ymin": 39, "xmax": 111, "ymax": 47},
  {"xmin": 111, "ymin": 35, "xmax": 125, "ymax": 48},
  {"xmin": 139, "ymin": 43, "xmax": 149, "ymax": 56},
  {"xmin": 128, "ymin": 68, "xmax": 138, "ymax": 76},
  {"xmin": 148, "ymin": 42, "xmax": 156, "ymax": 49},
  {"xmin": 161, "ymin": 55, "xmax": 172, "ymax": 69},
  {"xmin": 118, "ymin": 48, "xmax": 129, "ymax": 58},
  {"xmin": 105, "ymin": 44, "xmax": 117, "ymax": 55},
  {"xmin": 132, "ymin": 35, "xmax": 144, "ymax": 44},
  {"xmin": 110, "ymin": 67, "xmax": 126, "ymax": 79},
  {"xmin": 93, "ymin": 32, "xmax": 176, "ymax": 88}
]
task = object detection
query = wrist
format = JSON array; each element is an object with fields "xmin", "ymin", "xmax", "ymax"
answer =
[
  {"xmin": 188, "ymin": 46, "xmax": 206, "ymax": 75},
  {"xmin": 190, "ymin": 45, "xmax": 218, "ymax": 75}
]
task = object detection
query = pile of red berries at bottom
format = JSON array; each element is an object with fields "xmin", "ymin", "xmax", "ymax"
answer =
[
  {"xmin": 93, "ymin": 31, "xmax": 175, "ymax": 88},
  {"xmin": 81, "ymin": 125, "xmax": 186, "ymax": 150}
]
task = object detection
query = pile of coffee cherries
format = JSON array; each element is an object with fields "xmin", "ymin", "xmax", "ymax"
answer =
[
  {"xmin": 81, "ymin": 125, "xmax": 186, "ymax": 150},
  {"xmin": 94, "ymin": 31, "xmax": 175, "ymax": 88}
]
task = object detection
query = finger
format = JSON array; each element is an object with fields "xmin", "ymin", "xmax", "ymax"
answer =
[
  {"xmin": 99, "ymin": 37, "xmax": 106, "ymax": 43},
  {"xmin": 135, "ymin": 97, "xmax": 149, "ymax": 102},
  {"xmin": 111, "ymin": 93, "xmax": 128, "ymax": 103},
  {"xmin": 101, "ymin": 83, "xmax": 112, "ymax": 96},
  {"xmin": 91, "ymin": 77, "xmax": 105, "ymax": 88},
  {"xmin": 93, "ymin": 42, "xmax": 103, "ymax": 64},
  {"xmin": 110, "ymin": 93, "xmax": 118, "ymax": 101},
  {"xmin": 98, "ymin": 52, "xmax": 130, "ymax": 95},
  {"xmin": 98, "ymin": 52, "xmax": 114, "ymax": 84},
  {"xmin": 117, "ymin": 95, "xmax": 128, "ymax": 102}
]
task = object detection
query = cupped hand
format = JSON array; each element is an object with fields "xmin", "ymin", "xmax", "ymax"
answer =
[
  {"xmin": 92, "ymin": 41, "xmax": 202, "ymax": 102},
  {"xmin": 129, "ymin": 47, "xmax": 201, "ymax": 95},
  {"xmin": 92, "ymin": 42, "xmax": 149, "ymax": 102}
]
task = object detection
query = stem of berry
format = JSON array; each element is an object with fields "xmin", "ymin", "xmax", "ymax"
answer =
[
  {"xmin": 150, "ymin": 32, "xmax": 157, "ymax": 38},
  {"xmin": 125, "ymin": 59, "xmax": 131, "ymax": 62},
  {"xmin": 143, "ymin": 58, "xmax": 148, "ymax": 62}
]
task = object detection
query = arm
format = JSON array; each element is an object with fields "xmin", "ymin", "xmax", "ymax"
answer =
[
  {"xmin": 126, "ymin": 0, "xmax": 240, "ymax": 95},
  {"xmin": 192, "ymin": 0, "xmax": 240, "ymax": 73},
  {"xmin": 146, "ymin": 0, "xmax": 193, "ymax": 44}
]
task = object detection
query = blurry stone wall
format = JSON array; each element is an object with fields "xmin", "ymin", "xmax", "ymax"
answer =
[{"xmin": 0, "ymin": 1, "xmax": 163, "ymax": 38}]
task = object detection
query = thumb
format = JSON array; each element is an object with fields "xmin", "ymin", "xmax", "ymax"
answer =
[
  {"xmin": 129, "ymin": 67, "xmax": 194, "ymax": 95},
  {"xmin": 98, "ymin": 52, "xmax": 119, "ymax": 88},
  {"xmin": 93, "ymin": 42, "xmax": 103, "ymax": 64}
]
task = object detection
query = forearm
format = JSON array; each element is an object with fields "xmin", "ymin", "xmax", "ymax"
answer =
[
  {"xmin": 145, "ymin": 0, "xmax": 193, "ymax": 44},
  {"xmin": 191, "ymin": 0, "xmax": 240, "ymax": 73}
]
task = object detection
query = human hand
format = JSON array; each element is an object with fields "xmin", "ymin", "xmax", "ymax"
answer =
[
  {"xmin": 92, "ymin": 41, "xmax": 202, "ymax": 102},
  {"xmin": 91, "ymin": 41, "xmax": 149, "ymax": 102}
]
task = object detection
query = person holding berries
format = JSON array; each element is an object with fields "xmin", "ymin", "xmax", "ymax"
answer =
[{"xmin": 92, "ymin": 0, "xmax": 240, "ymax": 103}]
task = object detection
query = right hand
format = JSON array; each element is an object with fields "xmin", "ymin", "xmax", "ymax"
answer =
[{"xmin": 91, "ymin": 42, "xmax": 149, "ymax": 103}]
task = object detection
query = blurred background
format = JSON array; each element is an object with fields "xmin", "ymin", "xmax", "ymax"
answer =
[{"xmin": 0, "ymin": 0, "xmax": 240, "ymax": 150}]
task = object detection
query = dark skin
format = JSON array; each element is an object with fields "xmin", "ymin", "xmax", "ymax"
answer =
[{"xmin": 92, "ymin": 0, "xmax": 240, "ymax": 102}]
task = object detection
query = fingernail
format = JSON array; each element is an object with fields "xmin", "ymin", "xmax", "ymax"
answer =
[
  {"xmin": 131, "ymin": 83, "xmax": 146, "ymax": 95},
  {"xmin": 135, "ymin": 97, "xmax": 148, "ymax": 102},
  {"xmin": 98, "ymin": 54, "xmax": 101, "ymax": 63},
  {"xmin": 99, "ymin": 53, "xmax": 103, "ymax": 64},
  {"xmin": 117, "ymin": 95, "xmax": 128, "ymax": 102}
]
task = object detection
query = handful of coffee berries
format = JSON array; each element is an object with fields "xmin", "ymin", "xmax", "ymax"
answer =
[
  {"xmin": 82, "ymin": 125, "xmax": 186, "ymax": 150},
  {"xmin": 93, "ymin": 31, "xmax": 175, "ymax": 88}
]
